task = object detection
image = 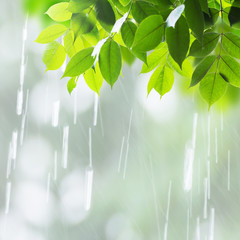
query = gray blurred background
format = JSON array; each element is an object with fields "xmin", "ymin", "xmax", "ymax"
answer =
[{"xmin": 1, "ymin": 0, "xmax": 240, "ymax": 239}]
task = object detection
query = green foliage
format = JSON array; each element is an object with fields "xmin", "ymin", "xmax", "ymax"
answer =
[{"xmin": 36, "ymin": 0, "xmax": 240, "ymax": 108}]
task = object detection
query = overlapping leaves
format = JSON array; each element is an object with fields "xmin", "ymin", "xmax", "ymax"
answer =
[{"xmin": 36, "ymin": 0, "xmax": 240, "ymax": 108}]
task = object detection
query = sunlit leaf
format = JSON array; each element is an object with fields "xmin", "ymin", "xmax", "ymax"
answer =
[
  {"xmin": 222, "ymin": 32, "xmax": 240, "ymax": 59},
  {"xmin": 35, "ymin": 24, "xmax": 68, "ymax": 44},
  {"xmin": 46, "ymin": 2, "xmax": 72, "ymax": 22},
  {"xmin": 68, "ymin": 0, "xmax": 95, "ymax": 13},
  {"xmin": 43, "ymin": 41, "xmax": 66, "ymax": 71},
  {"xmin": 67, "ymin": 77, "xmax": 77, "ymax": 94}
]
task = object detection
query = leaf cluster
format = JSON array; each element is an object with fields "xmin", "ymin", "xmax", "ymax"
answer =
[{"xmin": 36, "ymin": 0, "xmax": 240, "ymax": 108}]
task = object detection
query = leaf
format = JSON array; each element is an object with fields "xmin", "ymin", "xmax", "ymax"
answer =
[
  {"xmin": 228, "ymin": 4, "xmax": 240, "ymax": 26},
  {"xmin": 46, "ymin": 2, "xmax": 72, "ymax": 22},
  {"xmin": 71, "ymin": 13, "xmax": 94, "ymax": 37},
  {"xmin": 219, "ymin": 55, "xmax": 240, "ymax": 87},
  {"xmin": 141, "ymin": 43, "xmax": 168, "ymax": 73},
  {"xmin": 99, "ymin": 40, "xmax": 122, "ymax": 87},
  {"xmin": 63, "ymin": 30, "xmax": 83, "ymax": 57},
  {"xmin": 184, "ymin": 0, "xmax": 204, "ymax": 42},
  {"xmin": 119, "ymin": 0, "xmax": 131, "ymax": 6},
  {"xmin": 166, "ymin": 4, "xmax": 185, "ymax": 28},
  {"xmin": 190, "ymin": 55, "xmax": 217, "ymax": 87},
  {"xmin": 42, "ymin": 41, "xmax": 66, "ymax": 71},
  {"xmin": 199, "ymin": 73, "xmax": 227, "ymax": 108},
  {"xmin": 84, "ymin": 63, "xmax": 103, "ymax": 94},
  {"xmin": 120, "ymin": 46, "xmax": 136, "ymax": 65},
  {"xmin": 132, "ymin": 15, "xmax": 165, "ymax": 52},
  {"xmin": 166, "ymin": 16, "xmax": 189, "ymax": 68},
  {"xmin": 147, "ymin": 65, "xmax": 174, "ymax": 97},
  {"xmin": 222, "ymin": 32, "xmax": 240, "ymax": 59},
  {"xmin": 67, "ymin": 77, "xmax": 77, "ymax": 94},
  {"xmin": 68, "ymin": 0, "xmax": 95, "ymax": 13},
  {"xmin": 95, "ymin": 0, "xmax": 116, "ymax": 26},
  {"xmin": 35, "ymin": 24, "xmax": 68, "ymax": 44},
  {"xmin": 189, "ymin": 32, "xmax": 220, "ymax": 57},
  {"xmin": 199, "ymin": 0, "xmax": 209, "ymax": 14},
  {"xmin": 131, "ymin": 1, "xmax": 159, "ymax": 23},
  {"xmin": 62, "ymin": 47, "xmax": 95, "ymax": 77},
  {"xmin": 131, "ymin": 49, "xmax": 147, "ymax": 64},
  {"xmin": 167, "ymin": 56, "xmax": 193, "ymax": 78},
  {"xmin": 121, "ymin": 21, "xmax": 137, "ymax": 48}
]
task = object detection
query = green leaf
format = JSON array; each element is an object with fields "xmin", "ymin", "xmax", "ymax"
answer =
[
  {"xmin": 167, "ymin": 56, "xmax": 193, "ymax": 78},
  {"xmin": 63, "ymin": 30, "xmax": 83, "ymax": 57},
  {"xmin": 35, "ymin": 24, "xmax": 68, "ymax": 44},
  {"xmin": 166, "ymin": 4, "xmax": 185, "ymax": 28},
  {"xmin": 95, "ymin": 0, "xmax": 116, "ymax": 26},
  {"xmin": 71, "ymin": 13, "xmax": 94, "ymax": 38},
  {"xmin": 184, "ymin": 0, "xmax": 204, "ymax": 42},
  {"xmin": 67, "ymin": 77, "xmax": 77, "ymax": 94},
  {"xmin": 132, "ymin": 15, "xmax": 165, "ymax": 52},
  {"xmin": 166, "ymin": 16, "xmax": 189, "ymax": 68},
  {"xmin": 228, "ymin": 4, "xmax": 240, "ymax": 26},
  {"xmin": 199, "ymin": 73, "xmax": 227, "ymax": 108},
  {"xmin": 119, "ymin": 0, "xmax": 131, "ymax": 6},
  {"xmin": 189, "ymin": 32, "xmax": 220, "ymax": 57},
  {"xmin": 121, "ymin": 21, "xmax": 137, "ymax": 48},
  {"xmin": 199, "ymin": 0, "xmax": 209, "ymax": 14},
  {"xmin": 141, "ymin": 43, "xmax": 168, "ymax": 73},
  {"xmin": 147, "ymin": 64, "xmax": 174, "ymax": 97},
  {"xmin": 120, "ymin": 46, "xmax": 136, "ymax": 65},
  {"xmin": 219, "ymin": 55, "xmax": 240, "ymax": 87},
  {"xmin": 62, "ymin": 47, "xmax": 95, "ymax": 77},
  {"xmin": 68, "ymin": 0, "xmax": 95, "ymax": 13},
  {"xmin": 84, "ymin": 63, "xmax": 103, "ymax": 94},
  {"xmin": 131, "ymin": 49, "xmax": 147, "ymax": 64},
  {"xmin": 46, "ymin": 2, "xmax": 72, "ymax": 22},
  {"xmin": 42, "ymin": 41, "xmax": 66, "ymax": 71},
  {"xmin": 131, "ymin": 1, "xmax": 159, "ymax": 23},
  {"xmin": 190, "ymin": 55, "xmax": 217, "ymax": 87},
  {"xmin": 99, "ymin": 40, "xmax": 122, "ymax": 87},
  {"xmin": 222, "ymin": 32, "xmax": 240, "ymax": 59}
]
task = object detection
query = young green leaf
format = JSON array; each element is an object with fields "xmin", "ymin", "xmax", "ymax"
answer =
[
  {"xmin": 199, "ymin": 73, "xmax": 227, "ymax": 108},
  {"xmin": 99, "ymin": 40, "xmax": 122, "ymax": 87},
  {"xmin": 147, "ymin": 65, "xmax": 174, "ymax": 97},
  {"xmin": 42, "ymin": 41, "xmax": 66, "ymax": 71},
  {"xmin": 166, "ymin": 4, "xmax": 185, "ymax": 28},
  {"xmin": 219, "ymin": 55, "xmax": 240, "ymax": 87},
  {"xmin": 141, "ymin": 43, "xmax": 168, "ymax": 73},
  {"xmin": 222, "ymin": 32, "xmax": 240, "ymax": 59},
  {"xmin": 84, "ymin": 63, "xmax": 103, "ymax": 94},
  {"xmin": 190, "ymin": 55, "xmax": 217, "ymax": 87},
  {"xmin": 166, "ymin": 16, "xmax": 189, "ymax": 68},
  {"xmin": 68, "ymin": 0, "xmax": 95, "ymax": 13},
  {"xmin": 67, "ymin": 77, "xmax": 77, "ymax": 94},
  {"xmin": 184, "ymin": 0, "xmax": 204, "ymax": 42},
  {"xmin": 95, "ymin": 0, "xmax": 116, "ymax": 26},
  {"xmin": 132, "ymin": 15, "xmax": 165, "ymax": 52},
  {"xmin": 121, "ymin": 21, "xmax": 137, "ymax": 48},
  {"xmin": 46, "ymin": 2, "xmax": 72, "ymax": 22},
  {"xmin": 35, "ymin": 24, "xmax": 68, "ymax": 44},
  {"xmin": 189, "ymin": 32, "xmax": 220, "ymax": 57},
  {"xmin": 131, "ymin": 1, "xmax": 159, "ymax": 23},
  {"xmin": 62, "ymin": 47, "xmax": 95, "ymax": 77},
  {"xmin": 71, "ymin": 13, "xmax": 94, "ymax": 38}
]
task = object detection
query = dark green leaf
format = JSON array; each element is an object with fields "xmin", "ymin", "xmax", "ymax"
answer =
[
  {"xmin": 229, "ymin": 3, "xmax": 240, "ymax": 26},
  {"xmin": 62, "ymin": 47, "xmax": 95, "ymax": 77},
  {"xmin": 121, "ymin": 21, "xmax": 137, "ymax": 48},
  {"xmin": 199, "ymin": 73, "xmax": 227, "ymax": 108},
  {"xmin": 99, "ymin": 40, "xmax": 122, "ymax": 87},
  {"xmin": 71, "ymin": 13, "xmax": 94, "ymax": 38},
  {"xmin": 219, "ymin": 55, "xmax": 240, "ymax": 87},
  {"xmin": 132, "ymin": 15, "xmax": 165, "ymax": 52},
  {"xmin": 199, "ymin": 0, "xmax": 209, "ymax": 14},
  {"xmin": 131, "ymin": 1, "xmax": 159, "ymax": 23},
  {"xmin": 184, "ymin": 0, "xmax": 204, "ymax": 42},
  {"xmin": 222, "ymin": 32, "xmax": 240, "ymax": 59},
  {"xmin": 95, "ymin": 0, "xmax": 116, "ymax": 26},
  {"xmin": 166, "ymin": 16, "xmax": 189, "ymax": 68},
  {"xmin": 189, "ymin": 32, "xmax": 220, "ymax": 57},
  {"xmin": 203, "ymin": 8, "xmax": 219, "ymax": 28},
  {"xmin": 190, "ymin": 55, "xmax": 217, "ymax": 87}
]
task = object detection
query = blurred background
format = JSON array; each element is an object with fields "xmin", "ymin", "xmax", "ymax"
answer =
[{"xmin": 1, "ymin": 0, "xmax": 240, "ymax": 239}]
